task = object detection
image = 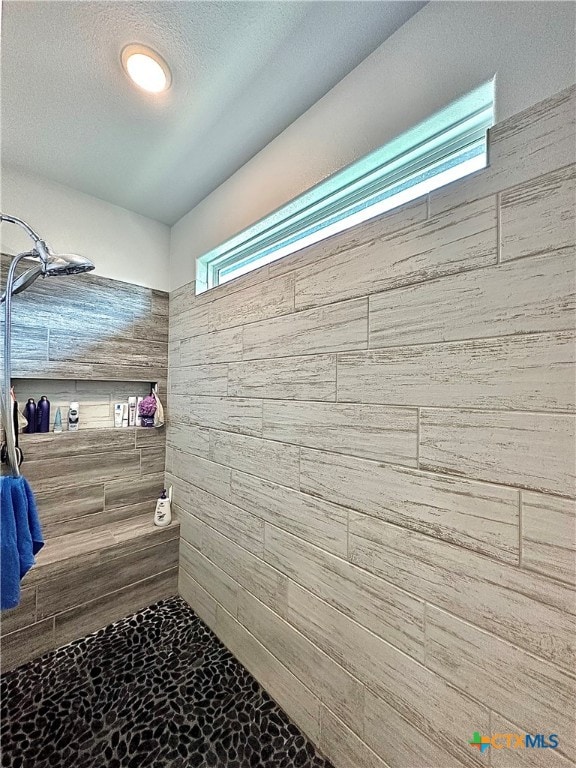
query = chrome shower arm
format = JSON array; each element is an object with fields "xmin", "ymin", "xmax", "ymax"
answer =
[{"xmin": 0, "ymin": 214, "xmax": 50, "ymax": 265}]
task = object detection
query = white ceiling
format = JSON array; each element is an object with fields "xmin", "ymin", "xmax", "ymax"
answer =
[{"xmin": 1, "ymin": 1, "xmax": 424, "ymax": 225}]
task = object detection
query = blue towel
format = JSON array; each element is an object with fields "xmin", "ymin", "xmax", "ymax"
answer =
[{"xmin": 1, "ymin": 475, "xmax": 44, "ymax": 610}]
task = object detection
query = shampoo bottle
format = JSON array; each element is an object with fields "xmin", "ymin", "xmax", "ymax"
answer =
[
  {"xmin": 154, "ymin": 487, "xmax": 172, "ymax": 528},
  {"xmin": 68, "ymin": 402, "xmax": 79, "ymax": 431},
  {"xmin": 114, "ymin": 403, "xmax": 123, "ymax": 428},
  {"xmin": 37, "ymin": 396, "xmax": 50, "ymax": 433},
  {"xmin": 24, "ymin": 398, "xmax": 36, "ymax": 433},
  {"xmin": 128, "ymin": 396, "xmax": 137, "ymax": 427}
]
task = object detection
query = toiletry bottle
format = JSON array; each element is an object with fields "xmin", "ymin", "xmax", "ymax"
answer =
[
  {"xmin": 114, "ymin": 403, "xmax": 123, "ymax": 428},
  {"xmin": 53, "ymin": 407, "xmax": 63, "ymax": 433},
  {"xmin": 24, "ymin": 398, "xmax": 36, "ymax": 434},
  {"xmin": 128, "ymin": 396, "xmax": 137, "ymax": 427},
  {"xmin": 68, "ymin": 402, "xmax": 79, "ymax": 432},
  {"xmin": 121, "ymin": 403, "xmax": 129, "ymax": 428},
  {"xmin": 136, "ymin": 397, "xmax": 143, "ymax": 427},
  {"xmin": 37, "ymin": 396, "xmax": 50, "ymax": 433},
  {"xmin": 154, "ymin": 488, "xmax": 172, "ymax": 527}
]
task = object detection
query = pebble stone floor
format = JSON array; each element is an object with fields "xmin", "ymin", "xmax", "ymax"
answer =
[{"xmin": 1, "ymin": 597, "xmax": 334, "ymax": 768}]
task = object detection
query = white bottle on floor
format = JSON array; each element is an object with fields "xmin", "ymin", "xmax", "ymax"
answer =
[{"xmin": 154, "ymin": 487, "xmax": 172, "ymax": 527}]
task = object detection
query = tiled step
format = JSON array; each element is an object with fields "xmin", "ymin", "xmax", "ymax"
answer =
[{"xmin": 0, "ymin": 514, "xmax": 179, "ymax": 672}]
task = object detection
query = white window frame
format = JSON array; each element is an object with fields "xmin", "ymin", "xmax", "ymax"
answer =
[{"xmin": 196, "ymin": 80, "xmax": 494, "ymax": 294}]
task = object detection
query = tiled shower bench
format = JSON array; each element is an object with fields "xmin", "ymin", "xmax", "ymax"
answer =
[{"xmin": 0, "ymin": 514, "xmax": 179, "ymax": 671}]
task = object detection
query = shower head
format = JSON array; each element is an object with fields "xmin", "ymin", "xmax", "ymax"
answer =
[
  {"xmin": 43, "ymin": 253, "xmax": 95, "ymax": 276},
  {"xmin": 0, "ymin": 252, "xmax": 95, "ymax": 302},
  {"xmin": 4, "ymin": 264, "xmax": 44, "ymax": 298}
]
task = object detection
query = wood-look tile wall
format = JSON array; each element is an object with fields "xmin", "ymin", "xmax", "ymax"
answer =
[
  {"xmin": 0, "ymin": 265, "xmax": 174, "ymax": 670},
  {"xmin": 0, "ymin": 255, "xmax": 168, "ymax": 384},
  {"xmin": 167, "ymin": 86, "xmax": 576, "ymax": 768}
]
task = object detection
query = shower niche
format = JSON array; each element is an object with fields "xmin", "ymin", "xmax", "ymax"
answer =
[{"xmin": 13, "ymin": 378, "xmax": 162, "ymax": 432}]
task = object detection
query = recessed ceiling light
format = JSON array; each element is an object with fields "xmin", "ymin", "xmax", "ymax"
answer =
[{"xmin": 121, "ymin": 44, "xmax": 171, "ymax": 93}]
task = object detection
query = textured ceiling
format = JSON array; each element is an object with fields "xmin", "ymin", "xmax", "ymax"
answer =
[{"xmin": 1, "ymin": 1, "xmax": 424, "ymax": 225}]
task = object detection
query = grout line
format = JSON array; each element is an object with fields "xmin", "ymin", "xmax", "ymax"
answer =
[
  {"xmin": 496, "ymin": 190, "xmax": 502, "ymax": 264},
  {"xmin": 167, "ymin": 423, "xmax": 574, "ymax": 500},
  {"xmin": 518, "ymin": 490, "xmax": 523, "ymax": 567},
  {"xmin": 416, "ymin": 407, "xmax": 421, "ymax": 470},
  {"xmin": 422, "ymin": 602, "xmax": 428, "ymax": 666},
  {"xmin": 177, "ymin": 326, "xmax": 575, "ymax": 364}
]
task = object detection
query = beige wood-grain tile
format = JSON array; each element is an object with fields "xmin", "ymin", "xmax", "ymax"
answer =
[
  {"xmin": 53, "ymin": 568, "xmax": 177, "ymax": 649},
  {"xmin": 0, "ymin": 587, "xmax": 37, "ymax": 636},
  {"xmin": 199, "ymin": 522, "xmax": 288, "ymax": 617},
  {"xmin": 133, "ymin": 313, "xmax": 169, "ymax": 342},
  {"xmin": 238, "ymin": 589, "xmax": 365, "ymax": 736},
  {"xmin": 166, "ymin": 422, "xmax": 210, "ymax": 458},
  {"xmin": 294, "ymin": 196, "xmax": 496, "ymax": 309},
  {"xmin": 135, "ymin": 425, "xmax": 166, "ymax": 448},
  {"xmin": 300, "ymin": 448, "xmax": 519, "ymax": 562},
  {"xmin": 178, "ymin": 509, "xmax": 204, "ymax": 550},
  {"xmin": 232, "ymin": 471, "xmax": 348, "ymax": 558},
  {"xmin": 348, "ymin": 512, "xmax": 576, "ymax": 670},
  {"xmin": 140, "ymin": 446, "xmax": 166, "ymax": 475},
  {"xmin": 49, "ymin": 331, "xmax": 168, "ymax": 368},
  {"xmin": 263, "ymin": 400, "xmax": 417, "ymax": 465},
  {"xmin": 431, "ymin": 85, "xmax": 576, "ymax": 215},
  {"xmin": 166, "ymin": 444, "xmax": 231, "ymax": 501},
  {"xmin": 169, "ymin": 302, "xmax": 211, "ymax": 341},
  {"xmin": 264, "ymin": 525, "xmax": 424, "ymax": 659},
  {"xmin": 209, "ymin": 430, "xmax": 300, "ymax": 489},
  {"xmin": 242, "ymin": 298, "xmax": 368, "ymax": 360},
  {"xmin": 180, "ymin": 539, "xmax": 238, "ymax": 617},
  {"xmin": 522, "ymin": 492, "xmax": 576, "ymax": 584},
  {"xmin": 21, "ymin": 552, "xmax": 102, "ymax": 587},
  {"xmin": 35, "ymin": 483, "xmax": 105, "ymax": 531},
  {"xmin": 179, "ymin": 327, "xmax": 242, "ymax": 366},
  {"xmin": 426, "ymin": 606, "xmax": 576, "ymax": 762},
  {"xmin": 228, "ymin": 354, "xmax": 336, "ymax": 401},
  {"xmin": 104, "ymin": 471, "xmax": 165, "ymax": 509},
  {"xmin": 339, "ymin": 331, "xmax": 575, "ymax": 411},
  {"xmin": 368, "ymin": 251, "xmax": 576, "ymax": 348},
  {"xmin": 37, "ymin": 539, "xmax": 179, "ymax": 618},
  {"xmin": 187, "ymin": 483, "xmax": 264, "ymax": 556},
  {"xmin": 4, "ymin": 324, "xmax": 48, "ymax": 360},
  {"xmin": 46, "ymin": 500, "xmax": 157, "ymax": 539},
  {"xmin": 178, "ymin": 568, "xmax": 219, "ymax": 629},
  {"xmin": 500, "ymin": 164, "xmax": 576, "ymax": 262},
  {"xmin": 24, "ymin": 450, "xmax": 141, "ymax": 493},
  {"xmin": 269, "ymin": 198, "xmax": 428, "ymax": 281},
  {"xmin": 364, "ymin": 691, "xmax": 466, "ymax": 768},
  {"xmin": 215, "ymin": 604, "xmax": 322, "ymax": 744},
  {"xmin": 319, "ymin": 706, "xmax": 391, "ymax": 768},
  {"xmin": 151, "ymin": 290, "xmax": 169, "ymax": 318},
  {"xmin": 209, "ymin": 273, "xmax": 295, "ymax": 331},
  {"xmin": 420, "ymin": 409, "xmax": 576, "ymax": 497},
  {"xmin": 169, "ymin": 280, "xmax": 196, "ymax": 317},
  {"xmin": 169, "ymin": 363, "xmax": 228, "ymax": 396},
  {"xmin": 102, "ymin": 515, "xmax": 179, "ymax": 561},
  {"xmin": 0, "ymin": 618, "xmax": 55, "ymax": 672},
  {"xmin": 285, "ymin": 580, "xmax": 489, "ymax": 767},
  {"xmin": 36, "ymin": 527, "xmax": 116, "ymax": 568},
  {"xmin": 168, "ymin": 339, "xmax": 181, "ymax": 367},
  {"xmin": 164, "ymin": 471, "xmax": 192, "ymax": 513},
  {"xmin": 185, "ymin": 396, "xmax": 263, "ymax": 437}
]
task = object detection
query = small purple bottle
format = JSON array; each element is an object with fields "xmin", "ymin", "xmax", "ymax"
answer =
[
  {"xmin": 37, "ymin": 396, "xmax": 51, "ymax": 433},
  {"xmin": 24, "ymin": 398, "xmax": 37, "ymax": 434}
]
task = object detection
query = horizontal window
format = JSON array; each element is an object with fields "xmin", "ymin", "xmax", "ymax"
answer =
[{"xmin": 196, "ymin": 80, "xmax": 494, "ymax": 293}]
